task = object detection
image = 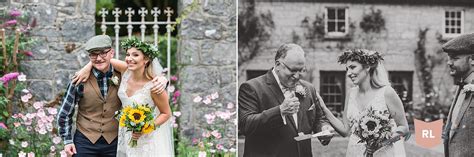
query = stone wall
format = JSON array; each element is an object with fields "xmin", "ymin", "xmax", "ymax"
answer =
[
  {"xmin": 239, "ymin": 2, "xmax": 474, "ymax": 106},
  {"xmin": 10, "ymin": 0, "xmax": 95, "ymax": 101},
  {"xmin": 178, "ymin": 0, "xmax": 236, "ymax": 148}
]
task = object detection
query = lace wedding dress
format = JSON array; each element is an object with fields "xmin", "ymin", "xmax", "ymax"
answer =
[
  {"xmin": 116, "ymin": 70, "xmax": 174, "ymax": 157},
  {"xmin": 346, "ymin": 86, "xmax": 406, "ymax": 157}
]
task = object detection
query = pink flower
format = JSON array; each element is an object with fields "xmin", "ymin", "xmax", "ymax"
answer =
[
  {"xmin": 21, "ymin": 141, "xmax": 28, "ymax": 147},
  {"xmin": 18, "ymin": 73, "xmax": 26, "ymax": 81},
  {"xmin": 216, "ymin": 111, "xmax": 233, "ymax": 120},
  {"xmin": 23, "ymin": 51, "xmax": 33, "ymax": 57},
  {"xmin": 18, "ymin": 151, "xmax": 26, "ymax": 157},
  {"xmin": 6, "ymin": 20, "xmax": 17, "ymax": 26},
  {"xmin": 210, "ymin": 92, "xmax": 219, "ymax": 100},
  {"xmin": 21, "ymin": 93, "xmax": 32, "ymax": 103},
  {"xmin": 37, "ymin": 128, "xmax": 47, "ymax": 135},
  {"xmin": 25, "ymin": 113, "xmax": 35, "ymax": 119},
  {"xmin": 170, "ymin": 76, "xmax": 178, "ymax": 82},
  {"xmin": 204, "ymin": 114, "xmax": 215, "ymax": 124},
  {"xmin": 0, "ymin": 122, "xmax": 7, "ymax": 129},
  {"xmin": 1, "ymin": 72, "xmax": 20, "ymax": 86},
  {"xmin": 47, "ymin": 107, "xmax": 58, "ymax": 115},
  {"xmin": 203, "ymin": 97, "xmax": 211, "ymax": 105},
  {"xmin": 27, "ymin": 152, "xmax": 35, "ymax": 157},
  {"xmin": 50, "ymin": 146, "xmax": 56, "ymax": 152},
  {"xmin": 173, "ymin": 90, "xmax": 181, "ymax": 98},
  {"xmin": 168, "ymin": 85, "xmax": 175, "ymax": 93},
  {"xmin": 53, "ymin": 136, "xmax": 62, "ymax": 144},
  {"xmin": 10, "ymin": 9, "xmax": 21, "ymax": 17},
  {"xmin": 13, "ymin": 122, "xmax": 21, "ymax": 127},
  {"xmin": 227, "ymin": 103, "xmax": 234, "ymax": 109},
  {"xmin": 193, "ymin": 96, "xmax": 202, "ymax": 103},
  {"xmin": 198, "ymin": 151, "xmax": 206, "ymax": 157},
  {"xmin": 216, "ymin": 144, "xmax": 224, "ymax": 150},
  {"xmin": 173, "ymin": 111, "xmax": 181, "ymax": 117},
  {"xmin": 202, "ymin": 131, "xmax": 211, "ymax": 138},
  {"xmin": 33, "ymin": 102, "xmax": 44, "ymax": 109},
  {"xmin": 211, "ymin": 130, "xmax": 221, "ymax": 139},
  {"xmin": 192, "ymin": 138, "xmax": 199, "ymax": 144}
]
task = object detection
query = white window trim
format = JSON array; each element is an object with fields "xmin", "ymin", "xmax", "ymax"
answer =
[
  {"xmin": 443, "ymin": 10, "xmax": 464, "ymax": 39},
  {"xmin": 325, "ymin": 7, "xmax": 349, "ymax": 38}
]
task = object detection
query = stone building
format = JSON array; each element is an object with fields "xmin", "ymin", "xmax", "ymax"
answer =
[{"xmin": 239, "ymin": 0, "xmax": 474, "ymax": 117}]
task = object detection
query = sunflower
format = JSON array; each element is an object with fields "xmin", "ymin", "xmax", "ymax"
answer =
[
  {"xmin": 119, "ymin": 115, "xmax": 127, "ymax": 127},
  {"xmin": 123, "ymin": 106, "xmax": 132, "ymax": 114},
  {"xmin": 360, "ymin": 116, "xmax": 381, "ymax": 136},
  {"xmin": 142, "ymin": 122, "xmax": 155, "ymax": 134},
  {"xmin": 127, "ymin": 109, "xmax": 146, "ymax": 124}
]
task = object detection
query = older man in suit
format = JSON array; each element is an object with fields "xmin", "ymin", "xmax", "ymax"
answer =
[
  {"xmin": 239, "ymin": 43, "xmax": 333, "ymax": 157},
  {"xmin": 442, "ymin": 33, "xmax": 474, "ymax": 157}
]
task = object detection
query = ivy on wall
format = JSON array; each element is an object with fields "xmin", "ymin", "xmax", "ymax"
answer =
[
  {"xmin": 359, "ymin": 8, "xmax": 385, "ymax": 33},
  {"xmin": 300, "ymin": 14, "xmax": 325, "ymax": 48}
]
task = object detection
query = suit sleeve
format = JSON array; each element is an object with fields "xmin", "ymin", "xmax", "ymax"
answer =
[
  {"xmin": 310, "ymin": 87, "xmax": 330, "ymax": 133},
  {"xmin": 238, "ymin": 83, "xmax": 284, "ymax": 136}
]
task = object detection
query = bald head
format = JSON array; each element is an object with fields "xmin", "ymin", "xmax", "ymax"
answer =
[{"xmin": 275, "ymin": 43, "xmax": 306, "ymax": 61}]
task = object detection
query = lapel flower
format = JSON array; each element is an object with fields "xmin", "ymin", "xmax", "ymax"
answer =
[
  {"xmin": 109, "ymin": 75, "xmax": 120, "ymax": 86},
  {"xmin": 463, "ymin": 84, "xmax": 474, "ymax": 93},
  {"xmin": 295, "ymin": 84, "xmax": 307, "ymax": 99}
]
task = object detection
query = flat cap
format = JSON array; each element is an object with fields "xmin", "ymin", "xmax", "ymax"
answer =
[
  {"xmin": 84, "ymin": 35, "xmax": 112, "ymax": 53},
  {"xmin": 442, "ymin": 33, "xmax": 474, "ymax": 54}
]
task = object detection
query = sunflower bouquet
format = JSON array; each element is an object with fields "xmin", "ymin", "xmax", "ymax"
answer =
[
  {"xmin": 351, "ymin": 107, "xmax": 395, "ymax": 157},
  {"xmin": 117, "ymin": 102, "xmax": 156, "ymax": 147}
]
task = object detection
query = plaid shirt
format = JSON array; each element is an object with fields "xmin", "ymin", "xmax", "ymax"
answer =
[{"xmin": 56, "ymin": 66, "xmax": 114, "ymax": 145}]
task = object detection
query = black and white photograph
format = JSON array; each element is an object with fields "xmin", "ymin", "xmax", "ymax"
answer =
[{"xmin": 238, "ymin": 0, "xmax": 474, "ymax": 156}]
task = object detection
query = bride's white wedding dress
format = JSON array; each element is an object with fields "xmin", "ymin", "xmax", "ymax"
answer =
[
  {"xmin": 116, "ymin": 70, "xmax": 174, "ymax": 157},
  {"xmin": 346, "ymin": 86, "xmax": 406, "ymax": 157}
]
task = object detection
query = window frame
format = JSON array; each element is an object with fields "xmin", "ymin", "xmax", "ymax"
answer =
[
  {"xmin": 443, "ymin": 10, "xmax": 464, "ymax": 39},
  {"xmin": 319, "ymin": 71, "xmax": 346, "ymax": 117},
  {"xmin": 325, "ymin": 7, "xmax": 349, "ymax": 37}
]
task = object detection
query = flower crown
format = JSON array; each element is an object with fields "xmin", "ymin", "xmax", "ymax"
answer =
[
  {"xmin": 121, "ymin": 37, "xmax": 160, "ymax": 59},
  {"xmin": 337, "ymin": 49, "xmax": 384, "ymax": 66}
]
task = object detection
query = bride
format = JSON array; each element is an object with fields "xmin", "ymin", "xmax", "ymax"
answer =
[
  {"xmin": 75, "ymin": 37, "xmax": 174, "ymax": 156},
  {"xmin": 318, "ymin": 49, "xmax": 410, "ymax": 157}
]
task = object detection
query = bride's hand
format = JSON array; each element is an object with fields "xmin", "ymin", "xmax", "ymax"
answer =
[
  {"xmin": 132, "ymin": 132, "xmax": 142, "ymax": 140},
  {"xmin": 72, "ymin": 62, "xmax": 92, "ymax": 86}
]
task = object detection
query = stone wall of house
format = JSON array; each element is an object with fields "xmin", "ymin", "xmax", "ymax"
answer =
[
  {"xmin": 9, "ymin": 0, "xmax": 95, "ymax": 101},
  {"xmin": 239, "ymin": 2, "xmax": 474, "ymax": 106},
  {"xmin": 178, "ymin": 0, "xmax": 237, "ymax": 149}
]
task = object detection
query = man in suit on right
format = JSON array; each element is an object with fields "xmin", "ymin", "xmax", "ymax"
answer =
[{"xmin": 442, "ymin": 33, "xmax": 474, "ymax": 157}]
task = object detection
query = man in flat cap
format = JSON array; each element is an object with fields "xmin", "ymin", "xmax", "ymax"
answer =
[
  {"xmin": 57, "ymin": 35, "xmax": 167, "ymax": 156},
  {"xmin": 442, "ymin": 33, "xmax": 474, "ymax": 157}
]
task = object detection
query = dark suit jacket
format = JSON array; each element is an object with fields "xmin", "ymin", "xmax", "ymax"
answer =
[
  {"xmin": 239, "ymin": 70, "xmax": 328, "ymax": 157},
  {"xmin": 443, "ymin": 86, "xmax": 474, "ymax": 157}
]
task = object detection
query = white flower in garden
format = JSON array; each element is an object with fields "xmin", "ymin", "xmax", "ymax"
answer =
[
  {"xmin": 210, "ymin": 149, "xmax": 216, "ymax": 153},
  {"xmin": 18, "ymin": 151, "xmax": 26, "ymax": 157},
  {"xmin": 50, "ymin": 146, "xmax": 56, "ymax": 152},
  {"xmin": 227, "ymin": 103, "xmax": 234, "ymax": 109},
  {"xmin": 173, "ymin": 111, "xmax": 181, "ymax": 117},
  {"xmin": 193, "ymin": 96, "xmax": 202, "ymax": 103},
  {"xmin": 21, "ymin": 141, "xmax": 28, "ymax": 148},
  {"xmin": 203, "ymin": 97, "xmax": 212, "ymax": 105},
  {"xmin": 230, "ymin": 148, "xmax": 236, "ymax": 152},
  {"xmin": 204, "ymin": 114, "xmax": 216, "ymax": 124},
  {"xmin": 207, "ymin": 142, "xmax": 214, "ymax": 147},
  {"xmin": 198, "ymin": 151, "xmax": 206, "ymax": 157},
  {"xmin": 168, "ymin": 85, "xmax": 175, "ymax": 93},
  {"xmin": 27, "ymin": 152, "xmax": 34, "ymax": 157},
  {"xmin": 18, "ymin": 74, "xmax": 26, "ymax": 81},
  {"xmin": 38, "ymin": 128, "xmax": 47, "ymax": 135},
  {"xmin": 22, "ymin": 89, "xmax": 29, "ymax": 93},
  {"xmin": 9, "ymin": 139, "xmax": 14, "ymax": 145},
  {"xmin": 216, "ymin": 144, "xmax": 224, "ymax": 150},
  {"xmin": 210, "ymin": 92, "xmax": 219, "ymax": 100},
  {"xmin": 53, "ymin": 136, "xmax": 61, "ymax": 144}
]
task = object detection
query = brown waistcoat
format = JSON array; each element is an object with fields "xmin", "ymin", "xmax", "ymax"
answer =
[{"xmin": 76, "ymin": 70, "xmax": 121, "ymax": 144}]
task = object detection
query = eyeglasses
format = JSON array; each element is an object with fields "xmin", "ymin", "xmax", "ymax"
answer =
[
  {"xmin": 279, "ymin": 61, "xmax": 307, "ymax": 74},
  {"xmin": 88, "ymin": 48, "xmax": 111, "ymax": 59}
]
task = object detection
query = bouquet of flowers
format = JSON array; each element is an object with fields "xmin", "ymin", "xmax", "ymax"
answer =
[
  {"xmin": 351, "ymin": 107, "xmax": 395, "ymax": 157},
  {"xmin": 116, "ymin": 102, "xmax": 156, "ymax": 147}
]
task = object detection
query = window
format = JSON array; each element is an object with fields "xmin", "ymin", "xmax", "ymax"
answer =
[
  {"xmin": 389, "ymin": 71, "xmax": 413, "ymax": 106},
  {"xmin": 325, "ymin": 7, "xmax": 348, "ymax": 37},
  {"xmin": 320, "ymin": 71, "xmax": 346, "ymax": 117},
  {"xmin": 246, "ymin": 70, "xmax": 267, "ymax": 81},
  {"xmin": 444, "ymin": 10, "xmax": 463, "ymax": 37}
]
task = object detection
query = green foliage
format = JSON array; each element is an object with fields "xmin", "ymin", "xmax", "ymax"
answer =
[
  {"xmin": 360, "ymin": 8, "xmax": 385, "ymax": 33},
  {"xmin": 238, "ymin": 1, "xmax": 274, "ymax": 65},
  {"xmin": 301, "ymin": 13, "xmax": 325, "ymax": 47}
]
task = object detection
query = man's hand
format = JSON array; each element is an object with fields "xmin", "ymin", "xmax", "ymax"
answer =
[
  {"xmin": 132, "ymin": 132, "xmax": 143, "ymax": 140},
  {"xmin": 280, "ymin": 92, "xmax": 300, "ymax": 116},
  {"xmin": 64, "ymin": 143, "xmax": 77, "ymax": 156},
  {"xmin": 151, "ymin": 76, "xmax": 168, "ymax": 95}
]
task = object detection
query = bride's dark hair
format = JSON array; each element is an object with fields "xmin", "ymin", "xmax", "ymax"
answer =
[{"xmin": 338, "ymin": 49, "xmax": 390, "ymax": 88}]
